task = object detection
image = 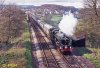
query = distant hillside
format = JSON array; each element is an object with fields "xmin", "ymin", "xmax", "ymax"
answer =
[
  {"xmin": 18, "ymin": 5, "xmax": 36, "ymax": 9},
  {"xmin": 0, "ymin": 4, "xmax": 79, "ymax": 13},
  {"xmin": 0, "ymin": 5, "xmax": 36, "ymax": 9},
  {"xmin": 37, "ymin": 4, "xmax": 79, "ymax": 13}
]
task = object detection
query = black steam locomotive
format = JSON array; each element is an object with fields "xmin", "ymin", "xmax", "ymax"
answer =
[{"xmin": 49, "ymin": 28, "xmax": 72, "ymax": 54}]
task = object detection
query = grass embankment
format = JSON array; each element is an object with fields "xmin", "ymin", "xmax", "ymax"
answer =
[
  {"xmin": 20, "ymin": 21, "xmax": 33, "ymax": 68},
  {"xmin": 75, "ymin": 47, "xmax": 100, "ymax": 68},
  {"xmin": 23, "ymin": 31, "xmax": 33, "ymax": 68},
  {"xmin": 0, "ymin": 21, "xmax": 33, "ymax": 68}
]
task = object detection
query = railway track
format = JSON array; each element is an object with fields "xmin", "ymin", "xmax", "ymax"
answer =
[
  {"xmin": 73, "ymin": 55, "xmax": 94, "ymax": 68},
  {"xmin": 64, "ymin": 55, "xmax": 84, "ymax": 68},
  {"xmin": 34, "ymin": 22, "xmax": 84, "ymax": 68},
  {"xmin": 44, "ymin": 31, "xmax": 85, "ymax": 67},
  {"xmin": 39, "ymin": 34, "xmax": 60, "ymax": 68},
  {"xmin": 55, "ymin": 47, "xmax": 84, "ymax": 68},
  {"xmin": 30, "ymin": 17, "xmax": 61, "ymax": 68}
]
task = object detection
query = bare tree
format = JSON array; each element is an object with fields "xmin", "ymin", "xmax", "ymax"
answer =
[
  {"xmin": 0, "ymin": 5, "xmax": 26, "ymax": 45},
  {"xmin": 84, "ymin": 0, "xmax": 100, "ymax": 16},
  {"xmin": 0, "ymin": 0, "xmax": 5, "ymax": 10}
]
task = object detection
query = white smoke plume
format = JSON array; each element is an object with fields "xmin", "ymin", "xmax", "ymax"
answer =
[{"xmin": 59, "ymin": 12, "xmax": 78, "ymax": 36}]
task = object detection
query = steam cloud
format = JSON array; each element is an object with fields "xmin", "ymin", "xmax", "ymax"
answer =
[{"xmin": 59, "ymin": 12, "xmax": 78, "ymax": 36}]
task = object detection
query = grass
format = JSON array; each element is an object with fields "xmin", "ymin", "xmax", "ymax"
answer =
[
  {"xmin": 22, "ymin": 22, "xmax": 33, "ymax": 68},
  {"xmin": 44, "ymin": 14, "xmax": 62, "ymax": 27},
  {"xmin": 0, "ymin": 39, "xmax": 26, "ymax": 67},
  {"xmin": 24, "ymin": 41, "xmax": 33, "ymax": 68},
  {"xmin": 37, "ymin": 14, "xmax": 62, "ymax": 27},
  {"xmin": 0, "ymin": 47, "xmax": 26, "ymax": 68},
  {"xmin": 83, "ymin": 48, "xmax": 100, "ymax": 68},
  {"xmin": 51, "ymin": 14, "xmax": 62, "ymax": 24},
  {"xmin": 75, "ymin": 47, "xmax": 100, "ymax": 68}
]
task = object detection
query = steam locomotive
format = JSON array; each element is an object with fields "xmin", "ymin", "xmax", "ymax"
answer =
[{"xmin": 49, "ymin": 28, "xmax": 72, "ymax": 54}]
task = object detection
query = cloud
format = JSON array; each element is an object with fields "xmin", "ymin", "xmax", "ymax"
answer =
[
  {"xmin": 25, "ymin": 2, "xmax": 83, "ymax": 8},
  {"xmin": 4, "ymin": 0, "xmax": 83, "ymax": 8},
  {"xmin": 5, "ymin": 0, "xmax": 82, "ymax": 3}
]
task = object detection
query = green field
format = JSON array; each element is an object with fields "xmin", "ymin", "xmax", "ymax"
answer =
[
  {"xmin": 41, "ymin": 14, "xmax": 62, "ymax": 27},
  {"xmin": 51, "ymin": 14, "xmax": 62, "ymax": 23}
]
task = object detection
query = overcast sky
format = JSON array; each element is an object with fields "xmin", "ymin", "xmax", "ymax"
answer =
[{"xmin": 4, "ymin": 0, "xmax": 83, "ymax": 8}]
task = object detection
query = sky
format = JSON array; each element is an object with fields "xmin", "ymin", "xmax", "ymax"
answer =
[{"xmin": 4, "ymin": 0, "xmax": 83, "ymax": 8}]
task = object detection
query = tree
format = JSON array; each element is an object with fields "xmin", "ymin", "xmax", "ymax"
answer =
[
  {"xmin": 84, "ymin": 0, "xmax": 100, "ymax": 16},
  {"xmin": 0, "ymin": 5, "xmax": 26, "ymax": 45},
  {"xmin": 0, "ymin": 0, "xmax": 5, "ymax": 10},
  {"xmin": 74, "ymin": 0, "xmax": 100, "ymax": 48}
]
